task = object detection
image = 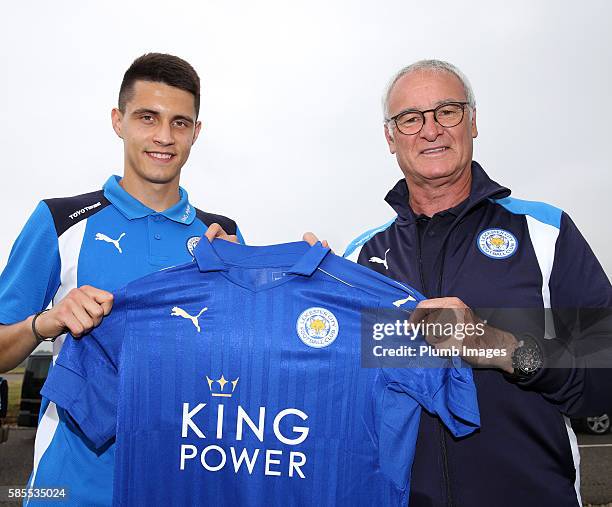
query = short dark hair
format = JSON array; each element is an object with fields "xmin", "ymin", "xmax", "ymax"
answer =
[{"xmin": 118, "ymin": 53, "xmax": 201, "ymax": 118}]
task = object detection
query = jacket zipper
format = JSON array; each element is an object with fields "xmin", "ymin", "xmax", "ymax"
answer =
[
  {"xmin": 439, "ymin": 421, "xmax": 453, "ymax": 507},
  {"xmin": 400, "ymin": 190, "xmax": 503, "ymax": 507},
  {"xmin": 415, "ymin": 222, "xmax": 453, "ymax": 507},
  {"xmin": 415, "ymin": 221, "xmax": 426, "ymax": 293},
  {"xmin": 433, "ymin": 210, "xmax": 486, "ymax": 507},
  {"xmin": 435, "ymin": 239, "xmax": 453, "ymax": 507}
]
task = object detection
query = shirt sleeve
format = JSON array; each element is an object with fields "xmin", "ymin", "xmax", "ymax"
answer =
[
  {"xmin": 376, "ymin": 356, "xmax": 479, "ymax": 489},
  {"xmin": 517, "ymin": 212, "xmax": 612, "ymax": 416},
  {"xmin": 40, "ymin": 287, "xmax": 128, "ymax": 449},
  {"xmin": 383, "ymin": 357, "xmax": 480, "ymax": 438},
  {"xmin": 0, "ymin": 202, "xmax": 61, "ymax": 324}
]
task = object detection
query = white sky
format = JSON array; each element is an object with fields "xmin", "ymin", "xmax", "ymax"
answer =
[{"xmin": 1, "ymin": 0, "xmax": 610, "ymax": 276}]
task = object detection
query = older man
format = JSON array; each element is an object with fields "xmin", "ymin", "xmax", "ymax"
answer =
[{"xmin": 340, "ymin": 60, "xmax": 612, "ymax": 507}]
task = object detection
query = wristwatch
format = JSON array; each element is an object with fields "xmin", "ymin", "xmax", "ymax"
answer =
[{"xmin": 511, "ymin": 334, "xmax": 543, "ymax": 379}]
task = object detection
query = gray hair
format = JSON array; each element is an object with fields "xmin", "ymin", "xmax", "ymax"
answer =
[{"xmin": 382, "ymin": 59, "xmax": 476, "ymax": 119}]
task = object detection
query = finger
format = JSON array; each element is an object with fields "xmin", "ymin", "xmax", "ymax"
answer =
[
  {"xmin": 204, "ymin": 223, "xmax": 225, "ymax": 241},
  {"xmin": 100, "ymin": 298, "xmax": 114, "ymax": 316},
  {"xmin": 72, "ymin": 287, "xmax": 111, "ymax": 320},
  {"xmin": 80, "ymin": 285, "xmax": 113, "ymax": 302},
  {"xmin": 415, "ymin": 298, "xmax": 449, "ymax": 309},
  {"xmin": 303, "ymin": 232, "xmax": 333, "ymax": 251},
  {"xmin": 205, "ymin": 223, "xmax": 225, "ymax": 242},
  {"xmin": 60, "ymin": 311, "xmax": 88, "ymax": 339},
  {"xmin": 205, "ymin": 223, "xmax": 220, "ymax": 241},
  {"xmin": 66, "ymin": 301, "xmax": 96, "ymax": 336},
  {"xmin": 78, "ymin": 295, "xmax": 108, "ymax": 327},
  {"xmin": 302, "ymin": 232, "xmax": 320, "ymax": 246},
  {"xmin": 408, "ymin": 303, "xmax": 437, "ymax": 324},
  {"xmin": 417, "ymin": 297, "xmax": 467, "ymax": 309},
  {"xmin": 219, "ymin": 234, "xmax": 238, "ymax": 244},
  {"xmin": 410, "ymin": 300, "xmax": 463, "ymax": 330},
  {"xmin": 80, "ymin": 286, "xmax": 114, "ymax": 315}
]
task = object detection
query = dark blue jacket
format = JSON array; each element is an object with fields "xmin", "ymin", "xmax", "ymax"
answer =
[{"xmin": 344, "ymin": 162, "xmax": 612, "ymax": 507}]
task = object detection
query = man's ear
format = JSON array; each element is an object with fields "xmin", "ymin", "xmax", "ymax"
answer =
[
  {"xmin": 384, "ymin": 123, "xmax": 396, "ymax": 154},
  {"xmin": 192, "ymin": 120, "xmax": 203, "ymax": 145},
  {"xmin": 111, "ymin": 108, "xmax": 124, "ymax": 139},
  {"xmin": 471, "ymin": 108, "xmax": 478, "ymax": 139}
]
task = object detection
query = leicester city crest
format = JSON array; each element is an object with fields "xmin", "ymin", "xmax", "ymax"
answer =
[
  {"xmin": 477, "ymin": 228, "xmax": 518, "ymax": 259},
  {"xmin": 296, "ymin": 307, "xmax": 339, "ymax": 348},
  {"xmin": 186, "ymin": 236, "xmax": 201, "ymax": 257}
]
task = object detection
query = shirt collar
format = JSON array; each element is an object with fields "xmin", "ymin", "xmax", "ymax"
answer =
[
  {"xmin": 384, "ymin": 161, "xmax": 511, "ymax": 223},
  {"xmin": 103, "ymin": 175, "xmax": 196, "ymax": 224},
  {"xmin": 194, "ymin": 239, "xmax": 331, "ymax": 277},
  {"xmin": 415, "ymin": 198, "xmax": 469, "ymax": 221}
]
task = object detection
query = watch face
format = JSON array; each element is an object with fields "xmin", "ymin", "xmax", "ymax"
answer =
[
  {"xmin": 519, "ymin": 352, "xmax": 540, "ymax": 373},
  {"xmin": 513, "ymin": 339, "xmax": 543, "ymax": 376}
]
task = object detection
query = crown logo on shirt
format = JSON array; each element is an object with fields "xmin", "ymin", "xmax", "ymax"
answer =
[{"xmin": 206, "ymin": 375, "xmax": 239, "ymax": 397}]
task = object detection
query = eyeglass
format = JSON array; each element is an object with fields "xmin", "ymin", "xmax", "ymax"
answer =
[{"xmin": 386, "ymin": 102, "xmax": 469, "ymax": 135}]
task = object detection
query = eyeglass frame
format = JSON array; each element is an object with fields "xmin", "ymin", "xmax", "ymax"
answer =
[{"xmin": 385, "ymin": 101, "xmax": 470, "ymax": 135}]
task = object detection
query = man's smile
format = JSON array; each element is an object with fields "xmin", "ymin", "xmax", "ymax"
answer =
[
  {"xmin": 420, "ymin": 146, "xmax": 450, "ymax": 156},
  {"xmin": 145, "ymin": 151, "xmax": 176, "ymax": 162}
]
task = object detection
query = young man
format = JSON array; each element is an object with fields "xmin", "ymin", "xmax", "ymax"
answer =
[{"xmin": 0, "ymin": 53, "xmax": 242, "ymax": 505}]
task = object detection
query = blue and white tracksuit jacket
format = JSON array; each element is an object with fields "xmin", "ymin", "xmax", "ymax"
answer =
[{"xmin": 344, "ymin": 161, "xmax": 612, "ymax": 507}]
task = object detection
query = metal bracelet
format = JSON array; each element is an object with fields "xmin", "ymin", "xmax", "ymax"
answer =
[{"xmin": 32, "ymin": 310, "xmax": 55, "ymax": 343}]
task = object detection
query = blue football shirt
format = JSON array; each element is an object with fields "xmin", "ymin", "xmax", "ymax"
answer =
[{"xmin": 42, "ymin": 240, "xmax": 479, "ymax": 506}]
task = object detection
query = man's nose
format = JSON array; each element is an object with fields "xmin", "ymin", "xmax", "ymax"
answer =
[
  {"xmin": 420, "ymin": 111, "xmax": 443, "ymax": 141},
  {"xmin": 153, "ymin": 121, "xmax": 175, "ymax": 145}
]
